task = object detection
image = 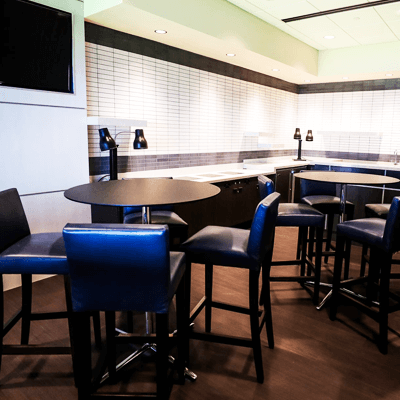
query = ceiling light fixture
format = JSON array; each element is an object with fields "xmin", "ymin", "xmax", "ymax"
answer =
[
  {"xmin": 324, "ymin": 35, "xmax": 335, "ymax": 39},
  {"xmin": 272, "ymin": 68, "xmax": 279, "ymax": 71},
  {"xmin": 226, "ymin": 53, "xmax": 236, "ymax": 57},
  {"xmin": 304, "ymin": 80, "xmax": 311, "ymax": 82},
  {"xmin": 282, "ymin": 0, "xmax": 399, "ymax": 23},
  {"xmin": 386, "ymin": 73, "xmax": 393, "ymax": 76},
  {"xmin": 154, "ymin": 29, "xmax": 167, "ymax": 34},
  {"xmin": 343, "ymin": 77, "xmax": 349, "ymax": 80}
]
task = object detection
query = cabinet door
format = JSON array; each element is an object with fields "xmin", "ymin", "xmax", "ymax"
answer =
[{"xmin": 276, "ymin": 166, "xmax": 308, "ymax": 203}]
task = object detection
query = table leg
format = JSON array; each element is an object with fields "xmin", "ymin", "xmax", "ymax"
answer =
[{"xmin": 340, "ymin": 183, "xmax": 347, "ymax": 223}]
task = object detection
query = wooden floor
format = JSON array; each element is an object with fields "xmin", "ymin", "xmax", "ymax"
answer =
[{"xmin": 2, "ymin": 226, "xmax": 400, "ymax": 399}]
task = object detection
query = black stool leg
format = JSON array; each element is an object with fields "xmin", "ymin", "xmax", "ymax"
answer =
[
  {"xmin": 313, "ymin": 227, "xmax": 323, "ymax": 305},
  {"xmin": 300, "ymin": 227, "xmax": 308, "ymax": 276},
  {"xmin": 21, "ymin": 274, "xmax": 32, "ymax": 345},
  {"xmin": 324, "ymin": 213, "xmax": 335, "ymax": 263},
  {"xmin": 72, "ymin": 311, "xmax": 92, "ymax": 400},
  {"xmin": 261, "ymin": 252, "xmax": 274, "ymax": 349},
  {"xmin": 307, "ymin": 227, "xmax": 315, "ymax": 276},
  {"xmin": 205, "ymin": 263, "xmax": 213, "ymax": 333},
  {"xmin": 330, "ymin": 235, "xmax": 345, "ymax": 321},
  {"xmin": 360, "ymin": 243, "xmax": 368, "ymax": 277},
  {"xmin": 175, "ymin": 274, "xmax": 187, "ymax": 384},
  {"xmin": 378, "ymin": 253, "xmax": 391, "ymax": 354},
  {"xmin": 249, "ymin": 269, "xmax": 264, "ymax": 384},
  {"xmin": 105, "ymin": 311, "xmax": 117, "ymax": 382},
  {"xmin": 156, "ymin": 313, "xmax": 170, "ymax": 400},
  {"xmin": 0, "ymin": 275, "xmax": 3, "ymax": 371},
  {"xmin": 344, "ymin": 239, "xmax": 352, "ymax": 280}
]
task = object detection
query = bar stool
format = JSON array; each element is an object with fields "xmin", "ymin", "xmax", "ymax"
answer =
[
  {"xmin": 258, "ymin": 176, "xmax": 325, "ymax": 305},
  {"xmin": 180, "ymin": 192, "xmax": 280, "ymax": 383},
  {"xmin": 361, "ymin": 203, "xmax": 392, "ymax": 276},
  {"xmin": 123, "ymin": 178, "xmax": 188, "ymax": 250},
  {"xmin": 330, "ymin": 196, "xmax": 400, "ymax": 354},
  {"xmin": 300, "ymin": 178, "xmax": 354, "ymax": 263},
  {"xmin": 63, "ymin": 223, "xmax": 188, "ymax": 399},
  {"xmin": 0, "ymin": 188, "xmax": 100, "ymax": 372}
]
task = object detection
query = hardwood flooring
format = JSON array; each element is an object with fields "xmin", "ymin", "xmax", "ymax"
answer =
[{"xmin": 2, "ymin": 226, "xmax": 400, "ymax": 399}]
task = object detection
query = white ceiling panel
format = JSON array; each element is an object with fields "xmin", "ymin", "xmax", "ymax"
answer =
[
  {"xmin": 345, "ymin": 22, "xmax": 399, "ymax": 44},
  {"xmin": 289, "ymin": 16, "xmax": 360, "ymax": 48},
  {"xmin": 248, "ymin": 0, "xmax": 318, "ymax": 20},
  {"xmin": 307, "ymin": 0, "xmax": 366, "ymax": 12},
  {"xmin": 374, "ymin": 2, "xmax": 400, "ymax": 21},
  {"xmin": 227, "ymin": 0, "xmax": 400, "ymax": 50},
  {"xmin": 327, "ymin": 7, "xmax": 383, "ymax": 29},
  {"xmin": 386, "ymin": 20, "xmax": 400, "ymax": 37}
]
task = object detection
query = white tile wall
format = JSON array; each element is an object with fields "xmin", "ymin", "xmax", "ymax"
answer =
[
  {"xmin": 86, "ymin": 43, "xmax": 298, "ymax": 158},
  {"xmin": 298, "ymin": 90, "xmax": 400, "ymax": 156},
  {"xmin": 86, "ymin": 42, "xmax": 400, "ymax": 161}
]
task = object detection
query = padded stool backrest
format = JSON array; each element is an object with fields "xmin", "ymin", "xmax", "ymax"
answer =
[
  {"xmin": 383, "ymin": 197, "xmax": 400, "ymax": 253},
  {"xmin": 247, "ymin": 192, "xmax": 280, "ymax": 266},
  {"xmin": 258, "ymin": 175, "xmax": 275, "ymax": 199},
  {"xmin": 123, "ymin": 177, "xmax": 174, "ymax": 216},
  {"xmin": 63, "ymin": 223, "xmax": 171, "ymax": 313},
  {"xmin": 0, "ymin": 188, "xmax": 30, "ymax": 253},
  {"xmin": 300, "ymin": 177, "xmax": 336, "ymax": 197}
]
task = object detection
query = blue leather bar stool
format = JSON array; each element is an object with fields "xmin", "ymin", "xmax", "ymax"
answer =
[
  {"xmin": 361, "ymin": 203, "xmax": 391, "ymax": 276},
  {"xmin": 258, "ymin": 176, "xmax": 325, "ymax": 305},
  {"xmin": 123, "ymin": 178, "xmax": 188, "ymax": 250},
  {"xmin": 330, "ymin": 196, "xmax": 400, "ymax": 354},
  {"xmin": 0, "ymin": 188, "xmax": 101, "ymax": 372},
  {"xmin": 63, "ymin": 223, "xmax": 187, "ymax": 399},
  {"xmin": 300, "ymin": 178, "xmax": 354, "ymax": 263},
  {"xmin": 180, "ymin": 192, "xmax": 280, "ymax": 384}
]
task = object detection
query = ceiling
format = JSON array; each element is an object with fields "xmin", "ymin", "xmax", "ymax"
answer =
[
  {"xmin": 84, "ymin": 0, "xmax": 400, "ymax": 85},
  {"xmin": 226, "ymin": 0, "xmax": 400, "ymax": 50}
]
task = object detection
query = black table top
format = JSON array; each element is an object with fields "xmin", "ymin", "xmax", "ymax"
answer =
[
  {"xmin": 64, "ymin": 178, "xmax": 221, "ymax": 207},
  {"xmin": 294, "ymin": 171, "xmax": 399, "ymax": 185}
]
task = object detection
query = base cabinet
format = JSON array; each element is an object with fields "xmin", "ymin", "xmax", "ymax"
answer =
[{"xmin": 174, "ymin": 176, "xmax": 272, "ymax": 237}]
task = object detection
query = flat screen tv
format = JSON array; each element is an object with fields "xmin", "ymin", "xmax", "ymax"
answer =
[{"xmin": 1, "ymin": 0, "xmax": 73, "ymax": 93}]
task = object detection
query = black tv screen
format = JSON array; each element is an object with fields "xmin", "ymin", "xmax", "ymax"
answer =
[{"xmin": 1, "ymin": 0, "xmax": 73, "ymax": 93}]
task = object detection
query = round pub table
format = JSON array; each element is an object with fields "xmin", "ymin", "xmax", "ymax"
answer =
[{"xmin": 64, "ymin": 178, "xmax": 221, "ymax": 224}]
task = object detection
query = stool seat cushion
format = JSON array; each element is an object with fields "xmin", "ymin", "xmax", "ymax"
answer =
[
  {"xmin": 124, "ymin": 210, "xmax": 188, "ymax": 226},
  {"xmin": 301, "ymin": 195, "xmax": 354, "ymax": 215},
  {"xmin": 181, "ymin": 226, "xmax": 258, "ymax": 270},
  {"xmin": 277, "ymin": 203, "xmax": 325, "ymax": 228},
  {"xmin": 0, "ymin": 232, "xmax": 67, "ymax": 274},
  {"xmin": 365, "ymin": 204, "xmax": 390, "ymax": 219},
  {"xmin": 337, "ymin": 218, "xmax": 386, "ymax": 250}
]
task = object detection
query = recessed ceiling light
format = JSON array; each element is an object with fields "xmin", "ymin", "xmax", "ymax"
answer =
[
  {"xmin": 386, "ymin": 73, "xmax": 393, "ymax": 77},
  {"xmin": 272, "ymin": 68, "xmax": 279, "ymax": 71},
  {"xmin": 324, "ymin": 35, "xmax": 335, "ymax": 39},
  {"xmin": 343, "ymin": 77, "xmax": 349, "ymax": 80},
  {"xmin": 154, "ymin": 29, "xmax": 167, "ymax": 34},
  {"xmin": 226, "ymin": 53, "xmax": 236, "ymax": 57},
  {"xmin": 304, "ymin": 80, "xmax": 311, "ymax": 83}
]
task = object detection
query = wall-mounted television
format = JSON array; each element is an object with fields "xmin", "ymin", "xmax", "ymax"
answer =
[{"xmin": 1, "ymin": 0, "xmax": 73, "ymax": 93}]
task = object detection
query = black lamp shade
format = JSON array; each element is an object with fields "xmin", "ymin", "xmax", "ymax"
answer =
[
  {"xmin": 133, "ymin": 129, "xmax": 148, "ymax": 150},
  {"xmin": 306, "ymin": 130, "xmax": 313, "ymax": 141},
  {"xmin": 99, "ymin": 128, "xmax": 117, "ymax": 151},
  {"xmin": 293, "ymin": 128, "xmax": 301, "ymax": 140}
]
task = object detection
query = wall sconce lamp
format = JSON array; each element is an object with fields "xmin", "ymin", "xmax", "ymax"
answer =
[
  {"xmin": 293, "ymin": 128, "xmax": 313, "ymax": 161},
  {"xmin": 99, "ymin": 128, "xmax": 148, "ymax": 181}
]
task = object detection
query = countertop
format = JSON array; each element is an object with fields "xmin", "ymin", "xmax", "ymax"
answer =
[{"xmin": 92, "ymin": 157, "xmax": 400, "ymax": 184}]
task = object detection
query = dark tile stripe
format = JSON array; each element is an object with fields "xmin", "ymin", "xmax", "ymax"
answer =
[{"xmin": 85, "ymin": 22, "xmax": 299, "ymax": 94}]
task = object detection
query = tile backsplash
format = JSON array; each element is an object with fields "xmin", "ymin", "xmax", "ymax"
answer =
[{"xmin": 85, "ymin": 24, "xmax": 400, "ymax": 176}]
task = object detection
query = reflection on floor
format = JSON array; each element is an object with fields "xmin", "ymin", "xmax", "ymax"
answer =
[{"xmin": 1, "ymin": 226, "xmax": 400, "ymax": 400}]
